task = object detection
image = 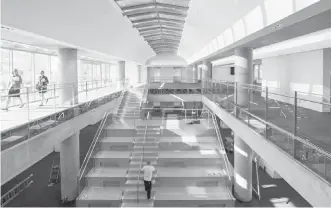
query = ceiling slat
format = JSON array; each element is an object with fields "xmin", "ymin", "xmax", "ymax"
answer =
[{"xmin": 122, "ymin": 3, "xmax": 189, "ymax": 11}]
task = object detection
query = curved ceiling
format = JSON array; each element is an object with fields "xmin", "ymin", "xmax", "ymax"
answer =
[
  {"xmin": 1, "ymin": 0, "xmax": 155, "ymax": 64},
  {"xmin": 178, "ymin": 0, "xmax": 265, "ymax": 60},
  {"xmin": 114, "ymin": 0, "xmax": 191, "ymax": 54},
  {"xmin": 146, "ymin": 53, "xmax": 187, "ymax": 67}
]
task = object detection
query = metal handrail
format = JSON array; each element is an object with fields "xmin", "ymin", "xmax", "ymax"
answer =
[
  {"xmin": 235, "ymin": 105, "xmax": 331, "ymax": 159},
  {"xmin": 210, "ymin": 112, "xmax": 232, "ymax": 182},
  {"xmin": 78, "ymin": 112, "xmax": 108, "ymax": 182},
  {"xmin": 1, "ymin": 174, "xmax": 34, "ymax": 206},
  {"xmin": 136, "ymin": 125, "xmax": 148, "ymax": 204},
  {"xmin": 207, "ymin": 79, "xmax": 331, "ymax": 107}
]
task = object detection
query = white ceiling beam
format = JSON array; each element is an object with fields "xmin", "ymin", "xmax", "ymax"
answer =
[
  {"xmin": 121, "ymin": 3, "xmax": 189, "ymax": 12},
  {"xmin": 124, "ymin": 8, "xmax": 185, "ymax": 17},
  {"xmin": 127, "ymin": 11, "xmax": 186, "ymax": 18},
  {"xmin": 131, "ymin": 17, "xmax": 185, "ymax": 24},
  {"xmin": 134, "ymin": 21, "xmax": 183, "ymax": 29},
  {"xmin": 139, "ymin": 27, "xmax": 183, "ymax": 33}
]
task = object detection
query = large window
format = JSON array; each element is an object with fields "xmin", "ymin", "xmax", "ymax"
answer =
[
  {"xmin": 0, "ymin": 49, "xmax": 11, "ymax": 90},
  {"xmin": 50, "ymin": 56, "xmax": 58, "ymax": 83},
  {"xmin": 1, "ymin": 46, "xmax": 116, "ymax": 91},
  {"xmin": 35, "ymin": 53, "xmax": 50, "ymax": 82},
  {"xmin": 13, "ymin": 50, "xmax": 33, "ymax": 87}
]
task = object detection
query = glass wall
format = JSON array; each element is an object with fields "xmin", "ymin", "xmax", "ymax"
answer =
[
  {"xmin": 0, "ymin": 47, "xmax": 115, "ymax": 92},
  {"xmin": 0, "ymin": 49, "xmax": 11, "ymax": 90}
]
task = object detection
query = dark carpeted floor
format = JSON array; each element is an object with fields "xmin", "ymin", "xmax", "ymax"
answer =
[
  {"xmin": 1, "ymin": 122, "xmax": 100, "ymax": 207},
  {"xmin": 227, "ymin": 151, "xmax": 312, "ymax": 207}
]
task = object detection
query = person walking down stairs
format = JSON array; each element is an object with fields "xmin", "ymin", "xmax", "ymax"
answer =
[{"xmin": 141, "ymin": 161, "xmax": 156, "ymax": 200}]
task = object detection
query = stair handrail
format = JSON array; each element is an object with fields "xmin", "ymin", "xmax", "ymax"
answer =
[
  {"xmin": 210, "ymin": 112, "xmax": 233, "ymax": 185},
  {"xmin": 113, "ymin": 87, "xmax": 128, "ymax": 117},
  {"xmin": 1, "ymin": 174, "xmax": 34, "ymax": 206},
  {"xmin": 136, "ymin": 125, "xmax": 148, "ymax": 204},
  {"xmin": 77, "ymin": 112, "xmax": 108, "ymax": 192}
]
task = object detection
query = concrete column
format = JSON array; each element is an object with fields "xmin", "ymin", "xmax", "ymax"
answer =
[
  {"xmin": 118, "ymin": 61, "xmax": 125, "ymax": 88},
  {"xmin": 193, "ymin": 64, "xmax": 198, "ymax": 82},
  {"xmin": 147, "ymin": 67, "xmax": 152, "ymax": 83},
  {"xmin": 233, "ymin": 47, "xmax": 253, "ymax": 202},
  {"xmin": 234, "ymin": 135, "xmax": 253, "ymax": 202},
  {"xmin": 60, "ymin": 132, "xmax": 80, "ymax": 201},
  {"xmin": 234, "ymin": 48, "xmax": 253, "ymax": 107},
  {"xmin": 202, "ymin": 60, "xmax": 212, "ymax": 80},
  {"xmin": 137, "ymin": 65, "xmax": 142, "ymax": 83},
  {"xmin": 58, "ymin": 48, "xmax": 78, "ymax": 106}
]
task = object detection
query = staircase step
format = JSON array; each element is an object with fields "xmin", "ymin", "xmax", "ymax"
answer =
[
  {"xmin": 125, "ymin": 179, "xmax": 156, "ymax": 186},
  {"xmin": 121, "ymin": 201, "xmax": 154, "ymax": 207},
  {"xmin": 130, "ymin": 161, "xmax": 158, "ymax": 167}
]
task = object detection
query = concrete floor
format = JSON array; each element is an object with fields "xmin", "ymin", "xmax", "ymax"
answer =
[{"xmin": 226, "ymin": 152, "xmax": 311, "ymax": 207}]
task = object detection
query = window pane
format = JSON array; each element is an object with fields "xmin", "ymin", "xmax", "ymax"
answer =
[
  {"xmin": 95, "ymin": 64, "xmax": 101, "ymax": 80},
  {"xmin": 224, "ymin": 28, "xmax": 234, "ymax": 46},
  {"xmin": 0, "ymin": 49, "xmax": 11, "ymax": 90},
  {"xmin": 233, "ymin": 19, "xmax": 246, "ymax": 41},
  {"xmin": 265, "ymin": 0, "xmax": 293, "ymax": 26},
  {"xmin": 35, "ymin": 53, "xmax": 50, "ymax": 82},
  {"xmin": 244, "ymin": 6, "xmax": 264, "ymax": 35},
  {"xmin": 13, "ymin": 50, "xmax": 33, "ymax": 87},
  {"xmin": 296, "ymin": 0, "xmax": 319, "ymax": 12},
  {"xmin": 50, "ymin": 56, "xmax": 58, "ymax": 83}
]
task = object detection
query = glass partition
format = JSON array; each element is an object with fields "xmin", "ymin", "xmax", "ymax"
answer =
[{"xmin": 202, "ymin": 79, "xmax": 331, "ymax": 183}]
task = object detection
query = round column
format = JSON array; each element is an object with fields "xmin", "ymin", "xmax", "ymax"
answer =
[
  {"xmin": 58, "ymin": 48, "xmax": 78, "ymax": 106},
  {"xmin": 234, "ymin": 135, "xmax": 253, "ymax": 202},
  {"xmin": 137, "ymin": 65, "xmax": 142, "ymax": 83},
  {"xmin": 193, "ymin": 64, "xmax": 198, "ymax": 83},
  {"xmin": 201, "ymin": 60, "xmax": 212, "ymax": 81},
  {"xmin": 234, "ymin": 47, "xmax": 253, "ymax": 107},
  {"xmin": 60, "ymin": 132, "xmax": 80, "ymax": 201},
  {"xmin": 234, "ymin": 47, "xmax": 253, "ymax": 202},
  {"xmin": 118, "ymin": 61, "xmax": 125, "ymax": 88}
]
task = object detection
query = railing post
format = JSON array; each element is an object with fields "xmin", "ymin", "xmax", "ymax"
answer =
[
  {"xmin": 265, "ymin": 87, "xmax": 269, "ymax": 139},
  {"xmin": 248, "ymin": 87, "xmax": 251, "ymax": 125},
  {"xmin": 53, "ymin": 84, "xmax": 56, "ymax": 112},
  {"xmin": 226, "ymin": 82, "xmax": 229, "ymax": 99},
  {"xmin": 85, "ymin": 81, "xmax": 88, "ymax": 100},
  {"xmin": 293, "ymin": 91, "xmax": 298, "ymax": 158},
  {"xmin": 72, "ymin": 83, "xmax": 75, "ymax": 106},
  {"xmin": 26, "ymin": 87, "xmax": 30, "ymax": 121}
]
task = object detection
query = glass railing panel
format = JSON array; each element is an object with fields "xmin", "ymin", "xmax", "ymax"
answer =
[
  {"xmin": 202, "ymin": 80, "xmax": 331, "ymax": 183},
  {"xmin": 248, "ymin": 86, "xmax": 267, "ymax": 121},
  {"xmin": 1, "ymin": 88, "xmax": 123, "ymax": 151},
  {"xmin": 296, "ymin": 96, "xmax": 331, "ymax": 152},
  {"xmin": 266, "ymin": 91, "xmax": 295, "ymax": 135},
  {"xmin": 267, "ymin": 124, "xmax": 295, "ymax": 156}
]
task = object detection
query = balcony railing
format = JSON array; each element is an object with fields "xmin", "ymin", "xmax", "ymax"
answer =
[
  {"xmin": 1, "ymin": 80, "xmax": 128, "ymax": 151},
  {"xmin": 202, "ymin": 79, "xmax": 331, "ymax": 184}
]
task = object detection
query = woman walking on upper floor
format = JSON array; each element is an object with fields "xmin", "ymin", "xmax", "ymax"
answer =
[
  {"xmin": 36, "ymin": 70, "xmax": 49, "ymax": 106},
  {"xmin": 1, "ymin": 69, "xmax": 24, "ymax": 111}
]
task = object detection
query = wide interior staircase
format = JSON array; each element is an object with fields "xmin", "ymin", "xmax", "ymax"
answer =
[{"xmin": 76, "ymin": 85, "xmax": 234, "ymax": 207}]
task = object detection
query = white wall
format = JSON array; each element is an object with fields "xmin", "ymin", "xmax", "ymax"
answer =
[
  {"xmin": 181, "ymin": 66, "xmax": 194, "ymax": 82},
  {"xmin": 160, "ymin": 67, "xmax": 174, "ymax": 80},
  {"xmin": 212, "ymin": 65, "xmax": 235, "ymax": 82},
  {"xmin": 262, "ymin": 50, "xmax": 325, "ymax": 111},
  {"xmin": 125, "ymin": 63, "xmax": 138, "ymax": 84}
]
